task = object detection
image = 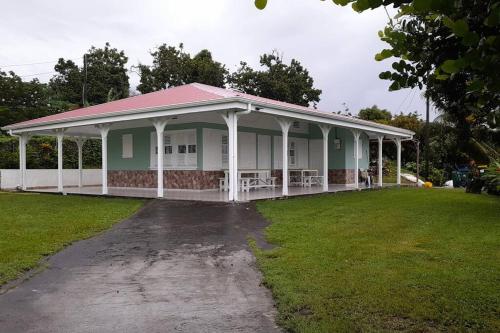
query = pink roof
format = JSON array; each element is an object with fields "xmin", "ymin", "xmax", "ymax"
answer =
[
  {"xmin": 8, "ymin": 84, "xmax": 228, "ymax": 128},
  {"xmin": 4, "ymin": 83, "xmax": 414, "ymax": 136}
]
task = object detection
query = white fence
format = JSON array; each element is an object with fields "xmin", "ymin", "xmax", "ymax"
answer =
[{"xmin": 0, "ymin": 169, "xmax": 102, "ymax": 190}]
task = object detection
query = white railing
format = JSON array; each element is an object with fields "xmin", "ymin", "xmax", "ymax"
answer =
[{"xmin": 0, "ymin": 169, "xmax": 102, "ymax": 190}]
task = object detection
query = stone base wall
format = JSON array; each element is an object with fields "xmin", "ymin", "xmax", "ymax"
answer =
[
  {"xmin": 108, "ymin": 170, "xmax": 224, "ymax": 190},
  {"xmin": 108, "ymin": 169, "xmax": 356, "ymax": 189},
  {"xmin": 329, "ymin": 169, "xmax": 355, "ymax": 184}
]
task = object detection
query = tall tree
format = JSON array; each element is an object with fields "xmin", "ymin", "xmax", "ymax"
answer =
[
  {"xmin": 0, "ymin": 71, "xmax": 74, "ymax": 130},
  {"xmin": 358, "ymin": 105, "xmax": 392, "ymax": 124},
  {"xmin": 136, "ymin": 43, "xmax": 227, "ymax": 93},
  {"xmin": 255, "ymin": 0, "xmax": 500, "ymax": 154},
  {"xmin": 229, "ymin": 51, "xmax": 322, "ymax": 107},
  {"xmin": 50, "ymin": 42, "xmax": 129, "ymax": 106}
]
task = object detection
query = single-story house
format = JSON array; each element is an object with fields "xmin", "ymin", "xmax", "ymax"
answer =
[{"xmin": 2, "ymin": 83, "xmax": 414, "ymax": 201}]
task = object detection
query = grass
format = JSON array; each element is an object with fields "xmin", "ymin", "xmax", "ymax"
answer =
[
  {"xmin": 0, "ymin": 192, "xmax": 144, "ymax": 286},
  {"xmin": 255, "ymin": 188, "xmax": 500, "ymax": 332}
]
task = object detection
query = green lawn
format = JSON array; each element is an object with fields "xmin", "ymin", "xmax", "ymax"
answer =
[
  {"xmin": 0, "ymin": 192, "xmax": 144, "ymax": 286},
  {"xmin": 255, "ymin": 188, "xmax": 500, "ymax": 332}
]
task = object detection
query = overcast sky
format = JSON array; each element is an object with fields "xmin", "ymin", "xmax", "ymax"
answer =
[{"xmin": 0, "ymin": 0, "xmax": 436, "ymax": 118}]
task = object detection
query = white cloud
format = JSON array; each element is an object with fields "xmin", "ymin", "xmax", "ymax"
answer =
[{"xmin": 0, "ymin": 0, "xmax": 435, "ymax": 118}]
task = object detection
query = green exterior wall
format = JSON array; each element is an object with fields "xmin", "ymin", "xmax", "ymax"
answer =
[{"xmin": 108, "ymin": 122, "xmax": 369, "ymax": 171}]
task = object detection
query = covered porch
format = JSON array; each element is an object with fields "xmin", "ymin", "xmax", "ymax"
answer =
[{"xmin": 3, "ymin": 83, "xmax": 414, "ymax": 201}]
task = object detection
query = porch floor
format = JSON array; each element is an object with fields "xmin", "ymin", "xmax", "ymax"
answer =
[{"xmin": 28, "ymin": 183, "xmax": 400, "ymax": 202}]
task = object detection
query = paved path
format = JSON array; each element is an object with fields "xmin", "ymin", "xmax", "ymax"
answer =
[{"xmin": 0, "ymin": 200, "xmax": 280, "ymax": 333}]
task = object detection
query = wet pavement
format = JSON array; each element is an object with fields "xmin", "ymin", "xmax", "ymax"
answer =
[{"xmin": 0, "ymin": 200, "xmax": 280, "ymax": 333}]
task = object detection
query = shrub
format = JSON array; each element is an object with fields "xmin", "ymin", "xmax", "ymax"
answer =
[{"xmin": 481, "ymin": 162, "xmax": 500, "ymax": 195}]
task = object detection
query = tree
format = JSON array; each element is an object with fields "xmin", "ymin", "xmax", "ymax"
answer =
[
  {"xmin": 50, "ymin": 42, "xmax": 129, "ymax": 106},
  {"xmin": 229, "ymin": 51, "xmax": 322, "ymax": 107},
  {"xmin": 254, "ymin": 0, "xmax": 500, "ymax": 150},
  {"xmin": 358, "ymin": 105, "xmax": 392, "ymax": 124},
  {"xmin": 136, "ymin": 43, "xmax": 228, "ymax": 93},
  {"xmin": 0, "ymin": 71, "xmax": 74, "ymax": 130}
]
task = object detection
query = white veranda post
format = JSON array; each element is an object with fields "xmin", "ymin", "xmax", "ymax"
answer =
[
  {"xmin": 319, "ymin": 125, "xmax": 331, "ymax": 192},
  {"xmin": 395, "ymin": 137, "xmax": 402, "ymax": 185},
  {"xmin": 276, "ymin": 118, "xmax": 292, "ymax": 196},
  {"xmin": 18, "ymin": 134, "xmax": 29, "ymax": 190},
  {"xmin": 152, "ymin": 118, "xmax": 168, "ymax": 198},
  {"xmin": 221, "ymin": 111, "xmax": 238, "ymax": 202},
  {"xmin": 97, "ymin": 125, "xmax": 111, "ymax": 195},
  {"xmin": 75, "ymin": 138, "xmax": 86, "ymax": 188},
  {"xmin": 56, "ymin": 129, "xmax": 65, "ymax": 193},
  {"xmin": 377, "ymin": 135, "xmax": 384, "ymax": 187},
  {"xmin": 351, "ymin": 129, "xmax": 361, "ymax": 189}
]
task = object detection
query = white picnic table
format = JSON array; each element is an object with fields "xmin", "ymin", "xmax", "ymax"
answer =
[
  {"xmin": 220, "ymin": 169, "xmax": 276, "ymax": 192},
  {"xmin": 288, "ymin": 169, "xmax": 323, "ymax": 187}
]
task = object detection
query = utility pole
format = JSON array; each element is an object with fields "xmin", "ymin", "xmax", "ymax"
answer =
[
  {"xmin": 82, "ymin": 54, "xmax": 88, "ymax": 106},
  {"xmin": 424, "ymin": 92, "xmax": 430, "ymax": 179}
]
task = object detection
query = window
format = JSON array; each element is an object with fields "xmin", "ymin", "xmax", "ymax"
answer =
[
  {"xmin": 122, "ymin": 134, "xmax": 133, "ymax": 158},
  {"xmin": 292, "ymin": 121, "xmax": 301, "ymax": 129},
  {"xmin": 289, "ymin": 141, "xmax": 297, "ymax": 167},
  {"xmin": 221, "ymin": 135, "xmax": 228, "ymax": 166},
  {"xmin": 150, "ymin": 129, "xmax": 197, "ymax": 169}
]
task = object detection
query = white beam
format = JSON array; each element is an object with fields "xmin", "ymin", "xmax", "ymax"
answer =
[
  {"xmin": 221, "ymin": 111, "xmax": 237, "ymax": 201},
  {"xmin": 276, "ymin": 118, "xmax": 292, "ymax": 196},
  {"xmin": 319, "ymin": 124, "xmax": 331, "ymax": 192},
  {"xmin": 377, "ymin": 135, "xmax": 384, "ymax": 187},
  {"xmin": 351, "ymin": 129, "xmax": 362, "ymax": 189},
  {"xmin": 152, "ymin": 118, "xmax": 169, "ymax": 198},
  {"xmin": 18, "ymin": 134, "xmax": 29, "ymax": 190},
  {"xmin": 97, "ymin": 125, "xmax": 111, "ymax": 195},
  {"xmin": 55, "ymin": 129, "xmax": 65, "ymax": 193},
  {"xmin": 74, "ymin": 138, "xmax": 87, "ymax": 188},
  {"xmin": 394, "ymin": 137, "xmax": 402, "ymax": 185}
]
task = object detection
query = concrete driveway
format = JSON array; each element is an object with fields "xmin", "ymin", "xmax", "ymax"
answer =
[{"xmin": 0, "ymin": 200, "xmax": 280, "ymax": 333}]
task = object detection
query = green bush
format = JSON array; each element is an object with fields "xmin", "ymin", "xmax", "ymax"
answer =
[
  {"xmin": 0, "ymin": 135, "xmax": 101, "ymax": 169},
  {"xmin": 481, "ymin": 162, "xmax": 500, "ymax": 195}
]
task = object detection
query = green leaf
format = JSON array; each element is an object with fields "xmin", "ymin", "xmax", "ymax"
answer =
[
  {"xmin": 389, "ymin": 81, "xmax": 401, "ymax": 91},
  {"xmin": 254, "ymin": 0, "xmax": 267, "ymax": 10},
  {"xmin": 441, "ymin": 60, "xmax": 460, "ymax": 74},
  {"xmin": 435, "ymin": 74, "xmax": 449, "ymax": 80},
  {"xmin": 467, "ymin": 79, "xmax": 484, "ymax": 92},
  {"xmin": 452, "ymin": 19, "xmax": 469, "ymax": 37},
  {"xmin": 462, "ymin": 32, "xmax": 479, "ymax": 46},
  {"xmin": 332, "ymin": 0, "xmax": 351, "ymax": 6},
  {"xmin": 379, "ymin": 71, "xmax": 392, "ymax": 80},
  {"xmin": 378, "ymin": 30, "xmax": 384, "ymax": 38},
  {"xmin": 374, "ymin": 49, "xmax": 393, "ymax": 61},
  {"xmin": 352, "ymin": 0, "xmax": 370, "ymax": 12},
  {"xmin": 413, "ymin": 0, "xmax": 433, "ymax": 12}
]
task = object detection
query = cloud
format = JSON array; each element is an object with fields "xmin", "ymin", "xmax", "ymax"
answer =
[{"xmin": 0, "ymin": 0, "xmax": 434, "ymax": 118}]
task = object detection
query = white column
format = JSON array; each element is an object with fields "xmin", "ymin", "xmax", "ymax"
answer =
[
  {"xmin": 377, "ymin": 135, "xmax": 384, "ymax": 187},
  {"xmin": 18, "ymin": 134, "xmax": 29, "ymax": 190},
  {"xmin": 56, "ymin": 130, "xmax": 65, "ymax": 193},
  {"xmin": 277, "ymin": 118, "xmax": 292, "ymax": 196},
  {"xmin": 152, "ymin": 118, "xmax": 168, "ymax": 198},
  {"xmin": 395, "ymin": 137, "xmax": 402, "ymax": 185},
  {"xmin": 75, "ymin": 138, "xmax": 86, "ymax": 188},
  {"xmin": 319, "ymin": 125, "xmax": 331, "ymax": 192},
  {"xmin": 97, "ymin": 125, "xmax": 111, "ymax": 195},
  {"xmin": 351, "ymin": 129, "xmax": 361, "ymax": 189},
  {"xmin": 221, "ymin": 111, "xmax": 236, "ymax": 201}
]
